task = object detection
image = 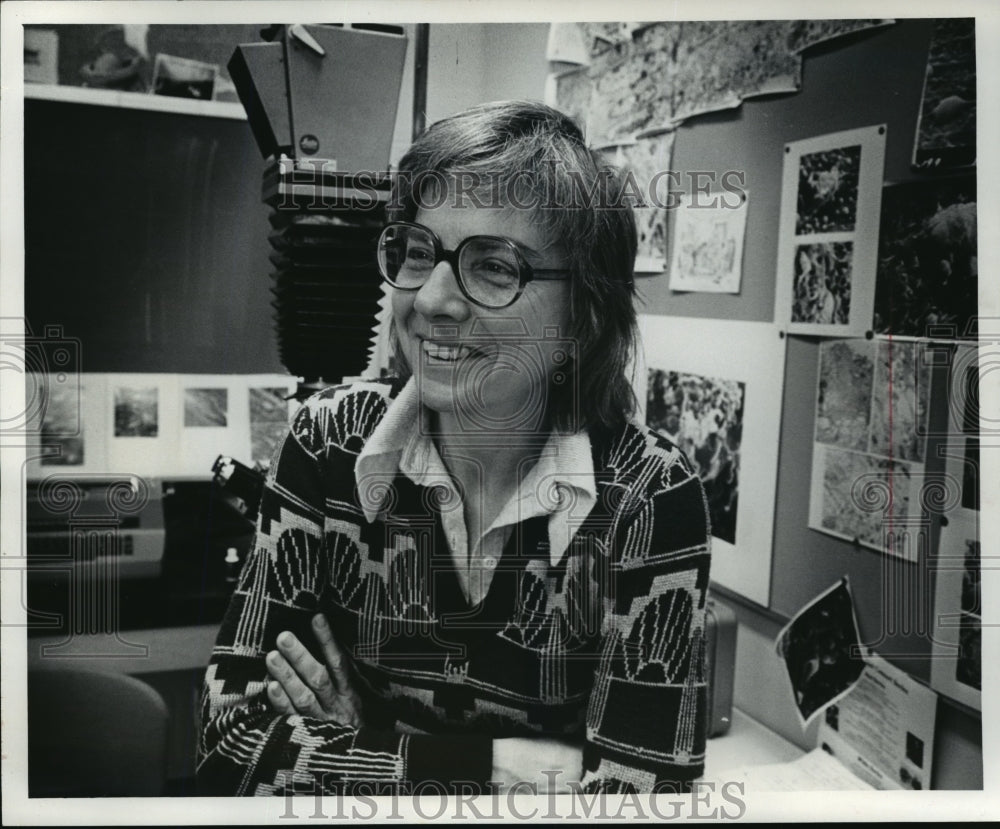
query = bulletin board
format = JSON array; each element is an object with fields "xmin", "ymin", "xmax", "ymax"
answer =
[{"xmin": 629, "ymin": 18, "xmax": 967, "ymax": 684}]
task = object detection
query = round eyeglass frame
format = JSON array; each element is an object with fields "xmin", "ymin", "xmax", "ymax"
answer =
[{"xmin": 376, "ymin": 220, "xmax": 571, "ymax": 310}]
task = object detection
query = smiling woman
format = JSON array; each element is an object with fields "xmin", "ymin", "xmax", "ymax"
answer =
[{"xmin": 197, "ymin": 100, "xmax": 712, "ymax": 796}]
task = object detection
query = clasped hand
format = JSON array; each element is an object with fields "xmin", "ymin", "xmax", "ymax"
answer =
[{"xmin": 266, "ymin": 613, "xmax": 363, "ymax": 728}]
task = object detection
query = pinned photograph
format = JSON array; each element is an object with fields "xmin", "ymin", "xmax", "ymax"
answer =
[
  {"xmin": 816, "ymin": 339, "xmax": 874, "ymax": 452},
  {"xmin": 956, "ymin": 615, "xmax": 981, "ymax": 692},
  {"xmin": 114, "ymin": 385, "xmax": 158, "ymax": 437},
  {"xmin": 873, "ymin": 176, "xmax": 977, "ymax": 340},
  {"xmin": 775, "ymin": 125, "xmax": 886, "ymax": 337},
  {"xmin": 646, "ymin": 368, "xmax": 745, "ymax": 545},
  {"xmin": 249, "ymin": 387, "xmax": 290, "ymax": 469},
  {"xmin": 791, "ymin": 241, "xmax": 853, "ymax": 325},
  {"xmin": 184, "ymin": 387, "xmax": 228, "ymax": 427},
  {"xmin": 39, "ymin": 378, "xmax": 84, "ymax": 466},
  {"xmin": 811, "ymin": 445, "xmax": 919, "ymax": 556},
  {"xmin": 776, "ymin": 578, "xmax": 867, "ymax": 727},
  {"xmin": 795, "ymin": 145, "xmax": 861, "ymax": 235},
  {"xmin": 637, "ymin": 316, "xmax": 785, "ymax": 607},
  {"xmin": 912, "ymin": 18, "xmax": 976, "ymax": 170},
  {"xmin": 868, "ymin": 341, "xmax": 930, "ymax": 463}
]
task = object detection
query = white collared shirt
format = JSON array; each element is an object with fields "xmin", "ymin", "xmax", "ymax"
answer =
[{"xmin": 355, "ymin": 379, "xmax": 597, "ymax": 606}]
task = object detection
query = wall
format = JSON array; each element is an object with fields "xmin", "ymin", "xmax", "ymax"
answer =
[
  {"xmin": 422, "ymin": 19, "xmax": 982, "ymax": 790},
  {"xmin": 426, "ymin": 23, "xmax": 549, "ymax": 124}
]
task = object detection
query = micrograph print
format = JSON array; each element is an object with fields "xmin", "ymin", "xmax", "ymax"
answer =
[
  {"xmin": 795, "ymin": 145, "xmax": 861, "ymax": 235},
  {"xmin": 647, "ymin": 368, "xmax": 745, "ymax": 545},
  {"xmin": 114, "ymin": 386, "xmax": 158, "ymax": 437}
]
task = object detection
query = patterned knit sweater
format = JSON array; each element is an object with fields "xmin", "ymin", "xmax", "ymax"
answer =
[{"xmin": 197, "ymin": 380, "xmax": 712, "ymax": 795}]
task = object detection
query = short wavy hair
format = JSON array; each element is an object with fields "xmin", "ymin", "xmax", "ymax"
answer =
[{"xmin": 386, "ymin": 99, "xmax": 639, "ymax": 434}]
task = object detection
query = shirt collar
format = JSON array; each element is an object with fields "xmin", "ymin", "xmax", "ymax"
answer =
[{"xmin": 354, "ymin": 377, "xmax": 597, "ymax": 567}]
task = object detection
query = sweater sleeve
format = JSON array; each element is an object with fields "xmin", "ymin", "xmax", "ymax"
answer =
[
  {"xmin": 580, "ymin": 436, "xmax": 712, "ymax": 793},
  {"xmin": 196, "ymin": 391, "xmax": 493, "ymax": 796}
]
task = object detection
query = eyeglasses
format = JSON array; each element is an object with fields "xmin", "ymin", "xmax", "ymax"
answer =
[{"xmin": 376, "ymin": 221, "xmax": 570, "ymax": 309}]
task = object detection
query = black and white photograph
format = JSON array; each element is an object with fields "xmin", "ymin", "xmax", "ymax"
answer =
[
  {"xmin": 791, "ymin": 241, "xmax": 853, "ymax": 325},
  {"xmin": 38, "ymin": 379, "xmax": 84, "ymax": 465},
  {"xmin": 795, "ymin": 145, "xmax": 861, "ymax": 235},
  {"xmin": 956, "ymin": 615, "xmax": 982, "ymax": 692},
  {"xmin": 183, "ymin": 387, "xmax": 228, "ymax": 427},
  {"xmin": 776, "ymin": 579, "xmax": 867, "ymax": 727},
  {"xmin": 873, "ymin": 175, "xmax": 977, "ymax": 339},
  {"xmin": 113, "ymin": 385, "xmax": 159, "ymax": 437},
  {"xmin": 646, "ymin": 368, "xmax": 745, "ymax": 545},
  {"xmin": 930, "ymin": 345, "xmax": 983, "ymax": 717},
  {"xmin": 638, "ymin": 315, "xmax": 785, "ymax": 608},
  {"xmin": 961, "ymin": 539, "xmax": 980, "ymax": 616},
  {"xmin": 868, "ymin": 341, "xmax": 931, "ymax": 463},
  {"xmin": 3, "ymin": 9, "xmax": 994, "ymax": 825},
  {"xmin": 815, "ymin": 447, "xmax": 917, "ymax": 551},
  {"xmin": 816, "ymin": 339, "xmax": 874, "ymax": 452},
  {"xmin": 776, "ymin": 124, "xmax": 886, "ymax": 337},
  {"xmin": 962, "ymin": 359, "xmax": 980, "ymax": 511},
  {"xmin": 248, "ymin": 386, "xmax": 289, "ymax": 469},
  {"xmin": 912, "ymin": 18, "xmax": 976, "ymax": 170}
]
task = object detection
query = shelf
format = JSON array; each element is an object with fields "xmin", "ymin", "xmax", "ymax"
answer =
[{"xmin": 23, "ymin": 83, "xmax": 248, "ymax": 121}]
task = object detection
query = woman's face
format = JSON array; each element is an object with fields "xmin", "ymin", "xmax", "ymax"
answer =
[{"xmin": 391, "ymin": 196, "xmax": 572, "ymax": 436}]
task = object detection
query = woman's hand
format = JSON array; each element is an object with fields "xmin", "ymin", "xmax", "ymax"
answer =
[{"xmin": 266, "ymin": 613, "xmax": 363, "ymax": 728}]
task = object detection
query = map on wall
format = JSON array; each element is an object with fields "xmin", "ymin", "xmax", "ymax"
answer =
[
  {"xmin": 548, "ymin": 19, "xmax": 893, "ymax": 145},
  {"xmin": 808, "ymin": 339, "xmax": 931, "ymax": 560}
]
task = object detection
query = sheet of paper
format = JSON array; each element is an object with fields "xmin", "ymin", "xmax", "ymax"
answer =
[
  {"xmin": 817, "ymin": 651, "xmax": 938, "ymax": 790},
  {"xmin": 709, "ymin": 747, "xmax": 875, "ymax": 792},
  {"xmin": 669, "ymin": 191, "xmax": 748, "ymax": 293}
]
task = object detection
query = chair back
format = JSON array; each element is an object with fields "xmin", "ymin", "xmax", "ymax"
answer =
[{"xmin": 29, "ymin": 667, "xmax": 169, "ymax": 797}]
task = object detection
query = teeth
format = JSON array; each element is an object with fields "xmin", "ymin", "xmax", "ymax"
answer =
[{"xmin": 423, "ymin": 342, "xmax": 476, "ymax": 362}]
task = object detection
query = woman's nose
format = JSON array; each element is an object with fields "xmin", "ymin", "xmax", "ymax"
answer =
[{"xmin": 412, "ymin": 260, "xmax": 470, "ymax": 320}]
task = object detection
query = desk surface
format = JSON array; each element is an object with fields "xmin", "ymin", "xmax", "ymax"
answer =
[
  {"xmin": 27, "ymin": 625, "xmax": 807, "ymax": 775},
  {"xmin": 705, "ymin": 708, "xmax": 805, "ymax": 778},
  {"xmin": 26, "ymin": 624, "xmax": 220, "ymax": 675}
]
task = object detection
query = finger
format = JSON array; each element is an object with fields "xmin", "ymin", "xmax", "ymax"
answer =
[
  {"xmin": 266, "ymin": 649, "xmax": 324, "ymax": 718},
  {"xmin": 267, "ymin": 679, "xmax": 295, "ymax": 715},
  {"xmin": 312, "ymin": 614, "xmax": 352, "ymax": 691},
  {"xmin": 276, "ymin": 630, "xmax": 336, "ymax": 706}
]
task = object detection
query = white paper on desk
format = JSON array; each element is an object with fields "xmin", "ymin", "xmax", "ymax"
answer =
[
  {"xmin": 710, "ymin": 747, "xmax": 874, "ymax": 791},
  {"xmin": 816, "ymin": 651, "xmax": 937, "ymax": 790}
]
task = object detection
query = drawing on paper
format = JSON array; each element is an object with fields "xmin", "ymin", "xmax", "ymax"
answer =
[{"xmin": 669, "ymin": 193, "xmax": 747, "ymax": 293}]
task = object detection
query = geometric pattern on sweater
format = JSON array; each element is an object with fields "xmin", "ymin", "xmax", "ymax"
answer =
[{"xmin": 197, "ymin": 379, "xmax": 711, "ymax": 795}]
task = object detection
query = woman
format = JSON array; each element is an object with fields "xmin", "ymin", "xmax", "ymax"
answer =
[{"xmin": 197, "ymin": 100, "xmax": 711, "ymax": 796}]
